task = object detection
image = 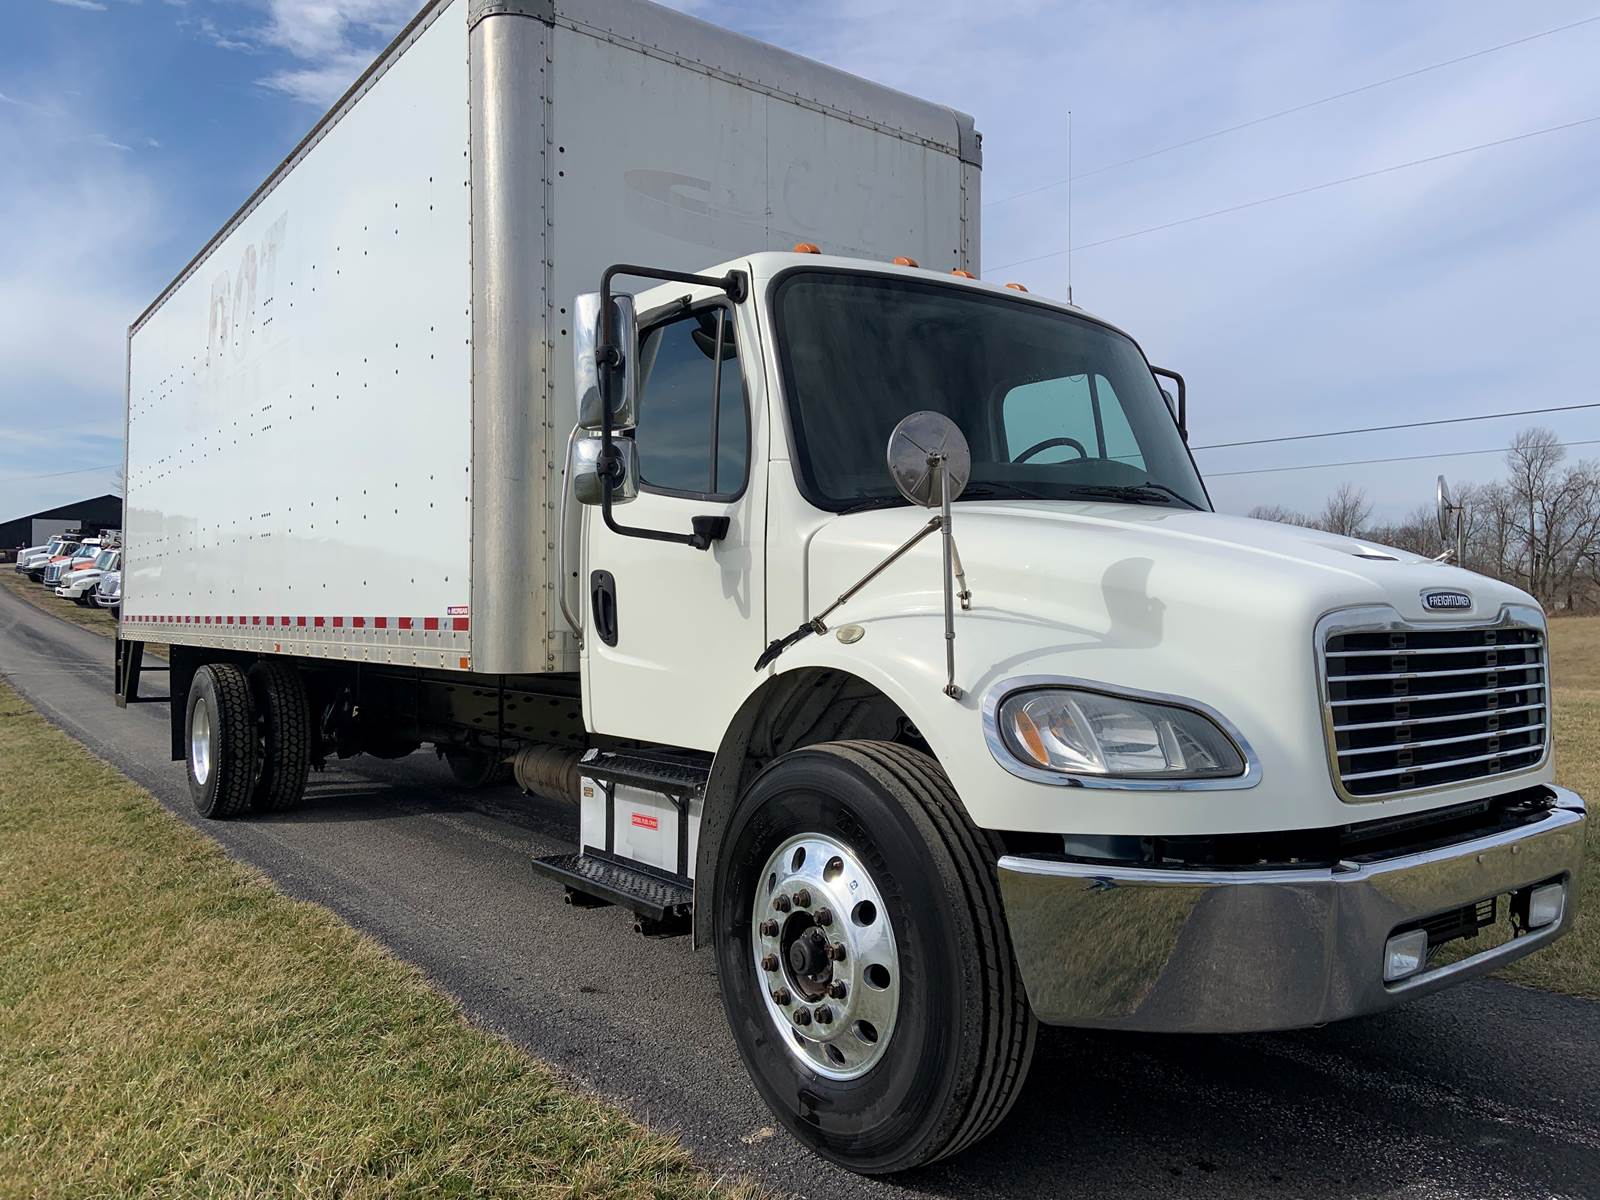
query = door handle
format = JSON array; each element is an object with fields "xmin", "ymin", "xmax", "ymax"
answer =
[{"xmin": 590, "ymin": 570, "xmax": 619, "ymax": 647}]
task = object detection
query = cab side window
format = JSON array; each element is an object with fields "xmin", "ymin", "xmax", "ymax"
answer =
[{"xmin": 632, "ymin": 307, "xmax": 748, "ymax": 498}]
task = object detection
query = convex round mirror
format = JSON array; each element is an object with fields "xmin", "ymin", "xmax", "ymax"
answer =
[
  {"xmin": 887, "ymin": 411, "xmax": 971, "ymax": 508},
  {"xmin": 1436, "ymin": 474, "xmax": 1455, "ymax": 541}
]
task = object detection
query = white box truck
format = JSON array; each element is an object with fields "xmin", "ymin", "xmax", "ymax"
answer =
[{"xmin": 119, "ymin": 0, "xmax": 1586, "ymax": 1173}]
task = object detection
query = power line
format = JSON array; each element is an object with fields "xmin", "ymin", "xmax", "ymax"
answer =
[
  {"xmin": 988, "ymin": 113, "xmax": 1600, "ymax": 271},
  {"xmin": 984, "ymin": 12, "xmax": 1600, "ymax": 208},
  {"xmin": 1208, "ymin": 438, "xmax": 1600, "ymax": 478},
  {"xmin": 0, "ymin": 463, "xmax": 118, "ymax": 485},
  {"xmin": 1193, "ymin": 401, "xmax": 1600, "ymax": 452}
]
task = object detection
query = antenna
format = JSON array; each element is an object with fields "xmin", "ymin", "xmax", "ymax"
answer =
[{"xmin": 1066, "ymin": 109, "xmax": 1074, "ymax": 305}]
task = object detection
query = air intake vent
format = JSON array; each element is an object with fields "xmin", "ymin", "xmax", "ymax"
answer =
[{"xmin": 1320, "ymin": 611, "xmax": 1548, "ymax": 799}]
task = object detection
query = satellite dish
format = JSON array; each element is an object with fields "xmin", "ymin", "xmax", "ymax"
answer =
[
  {"xmin": 1436, "ymin": 475, "xmax": 1455, "ymax": 541},
  {"xmin": 887, "ymin": 411, "xmax": 971, "ymax": 508}
]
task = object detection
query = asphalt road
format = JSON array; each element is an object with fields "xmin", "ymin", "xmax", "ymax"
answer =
[{"xmin": 3, "ymin": 585, "xmax": 1598, "ymax": 1200}]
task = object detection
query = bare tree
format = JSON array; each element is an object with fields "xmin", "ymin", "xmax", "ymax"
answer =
[
  {"xmin": 1247, "ymin": 503, "xmax": 1313, "ymax": 527},
  {"xmin": 1316, "ymin": 482, "xmax": 1372, "ymax": 538}
]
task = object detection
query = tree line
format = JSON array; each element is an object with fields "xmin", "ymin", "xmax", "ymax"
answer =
[{"xmin": 1247, "ymin": 427, "xmax": 1600, "ymax": 611}]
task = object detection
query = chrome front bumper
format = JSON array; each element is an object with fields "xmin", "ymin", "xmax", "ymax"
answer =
[{"xmin": 997, "ymin": 787, "xmax": 1587, "ymax": 1033}]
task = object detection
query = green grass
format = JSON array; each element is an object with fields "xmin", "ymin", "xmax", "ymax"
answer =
[
  {"xmin": 0, "ymin": 679, "xmax": 759, "ymax": 1199},
  {"xmin": 1495, "ymin": 615, "xmax": 1600, "ymax": 998}
]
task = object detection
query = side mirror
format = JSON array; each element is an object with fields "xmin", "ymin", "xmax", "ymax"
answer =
[
  {"xmin": 571, "ymin": 433, "xmax": 639, "ymax": 506},
  {"xmin": 574, "ymin": 292, "xmax": 638, "ymax": 430}
]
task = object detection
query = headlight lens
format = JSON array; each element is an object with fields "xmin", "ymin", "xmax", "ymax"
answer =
[{"xmin": 997, "ymin": 687, "xmax": 1245, "ymax": 780}]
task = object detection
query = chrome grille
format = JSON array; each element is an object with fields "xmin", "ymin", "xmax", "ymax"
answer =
[{"xmin": 1320, "ymin": 612, "xmax": 1548, "ymax": 799}]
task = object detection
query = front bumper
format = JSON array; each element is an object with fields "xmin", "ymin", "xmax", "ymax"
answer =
[{"xmin": 997, "ymin": 787, "xmax": 1586, "ymax": 1033}]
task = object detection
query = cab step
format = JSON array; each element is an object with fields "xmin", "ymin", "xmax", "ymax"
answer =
[
  {"xmin": 580, "ymin": 748, "xmax": 710, "ymax": 799},
  {"xmin": 530, "ymin": 848, "xmax": 693, "ymax": 937}
]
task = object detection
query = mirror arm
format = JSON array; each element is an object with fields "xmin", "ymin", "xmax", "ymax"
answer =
[
  {"xmin": 753, "ymin": 517, "xmax": 942, "ymax": 671},
  {"xmin": 1151, "ymin": 366, "xmax": 1187, "ymax": 441},
  {"xmin": 594, "ymin": 262, "xmax": 747, "ymax": 552}
]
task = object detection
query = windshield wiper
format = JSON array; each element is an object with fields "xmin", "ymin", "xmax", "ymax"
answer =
[
  {"xmin": 960, "ymin": 482, "xmax": 1038, "ymax": 501},
  {"xmin": 1126, "ymin": 482, "xmax": 1205, "ymax": 511},
  {"xmin": 1060, "ymin": 483, "xmax": 1204, "ymax": 510},
  {"xmin": 836, "ymin": 494, "xmax": 908, "ymax": 515}
]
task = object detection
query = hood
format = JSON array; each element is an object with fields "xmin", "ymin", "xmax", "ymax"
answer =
[{"xmin": 806, "ymin": 501, "xmax": 1535, "ymax": 632}]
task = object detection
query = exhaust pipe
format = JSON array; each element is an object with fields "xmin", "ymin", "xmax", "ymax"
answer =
[{"xmin": 511, "ymin": 743, "xmax": 583, "ymax": 804}]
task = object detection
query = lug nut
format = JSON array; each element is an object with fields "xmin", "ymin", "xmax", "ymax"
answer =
[
  {"xmin": 814, "ymin": 1005, "xmax": 833, "ymax": 1024},
  {"xmin": 761, "ymin": 953, "xmax": 779, "ymax": 972},
  {"xmin": 828, "ymin": 980, "xmax": 848, "ymax": 1000},
  {"xmin": 826, "ymin": 942, "xmax": 847, "ymax": 962},
  {"xmin": 771, "ymin": 986, "xmax": 792, "ymax": 1006},
  {"xmin": 792, "ymin": 1007, "xmax": 812, "ymax": 1026},
  {"xmin": 794, "ymin": 888, "xmax": 813, "ymax": 908},
  {"xmin": 759, "ymin": 919, "xmax": 779, "ymax": 937},
  {"xmin": 773, "ymin": 894, "xmax": 791, "ymax": 913},
  {"xmin": 814, "ymin": 907, "xmax": 833, "ymax": 926}
]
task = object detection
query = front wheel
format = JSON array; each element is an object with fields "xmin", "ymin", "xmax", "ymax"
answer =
[{"xmin": 712, "ymin": 741, "xmax": 1036, "ymax": 1173}]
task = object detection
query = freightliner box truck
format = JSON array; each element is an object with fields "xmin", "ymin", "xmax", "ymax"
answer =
[{"xmin": 118, "ymin": 0, "xmax": 1586, "ymax": 1172}]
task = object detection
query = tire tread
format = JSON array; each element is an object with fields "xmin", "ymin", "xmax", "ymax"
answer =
[{"xmin": 810, "ymin": 740, "xmax": 1037, "ymax": 1167}]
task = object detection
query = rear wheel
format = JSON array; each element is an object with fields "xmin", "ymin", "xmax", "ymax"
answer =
[
  {"xmin": 248, "ymin": 660, "xmax": 312, "ymax": 813},
  {"xmin": 712, "ymin": 740, "xmax": 1036, "ymax": 1173},
  {"xmin": 185, "ymin": 664, "xmax": 258, "ymax": 819},
  {"xmin": 444, "ymin": 746, "xmax": 509, "ymax": 788}
]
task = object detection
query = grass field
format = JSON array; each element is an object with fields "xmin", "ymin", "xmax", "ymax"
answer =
[
  {"xmin": 0, "ymin": 566, "xmax": 119, "ymax": 640},
  {"xmin": 1497, "ymin": 615, "xmax": 1600, "ymax": 998},
  {"xmin": 0, "ymin": 679, "xmax": 755, "ymax": 1199}
]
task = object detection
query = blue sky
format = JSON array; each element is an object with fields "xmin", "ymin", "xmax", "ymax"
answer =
[{"xmin": 4, "ymin": 0, "xmax": 1600, "ymax": 526}]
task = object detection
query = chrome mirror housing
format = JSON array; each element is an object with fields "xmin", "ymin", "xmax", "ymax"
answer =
[
  {"xmin": 571, "ymin": 432, "xmax": 639, "ymax": 506},
  {"xmin": 574, "ymin": 292, "xmax": 638, "ymax": 431}
]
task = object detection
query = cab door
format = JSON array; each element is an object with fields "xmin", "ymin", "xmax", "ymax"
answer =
[{"xmin": 580, "ymin": 292, "xmax": 766, "ymax": 750}]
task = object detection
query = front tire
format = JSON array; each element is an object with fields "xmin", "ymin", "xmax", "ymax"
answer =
[
  {"xmin": 185, "ymin": 664, "xmax": 258, "ymax": 819},
  {"xmin": 712, "ymin": 741, "xmax": 1035, "ymax": 1173}
]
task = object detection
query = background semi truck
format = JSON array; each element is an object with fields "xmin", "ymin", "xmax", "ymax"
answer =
[{"xmin": 119, "ymin": 0, "xmax": 1586, "ymax": 1174}]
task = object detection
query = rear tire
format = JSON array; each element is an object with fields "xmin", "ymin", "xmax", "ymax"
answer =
[
  {"xmin": 185, "ymin": 664, "xmax": 258, "ymax": 820},
  {"xmin": 248, "ymin": 660, "xmax": 312, "ymax": 813},
  {"xmin": 712, "ymin": 740, "xmax": 1036, "ymax": 1173},
  {"xmin": 444, "ymin": 747, "xmax": 509, "ymax": 788}
]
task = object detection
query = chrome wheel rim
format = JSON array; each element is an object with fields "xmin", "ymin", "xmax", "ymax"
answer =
[
  {"xmin": 191, "ymin": 703, "xmax": 213, "ymax": 786},
  {"xmin": 752, "ymin": 833, "xmax": 901, "ymax": 1080}
]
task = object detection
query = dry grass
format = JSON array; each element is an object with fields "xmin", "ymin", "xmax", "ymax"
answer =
[
  {"xmin": 0, "ymin": 566, "xmax": 119, "ymax": 638},
  {"xmin": 0, "ymin": 679, "xmax": 760, "ymax": 1200},
  {"xmin": 1495, "ymin": 615, "xmax": 1600, "ymax": 998}
]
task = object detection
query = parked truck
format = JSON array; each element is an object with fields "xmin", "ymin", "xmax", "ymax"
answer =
[{"xmin": 117, "ymin": 0, "xmax": 1586, "ymax": 1173}]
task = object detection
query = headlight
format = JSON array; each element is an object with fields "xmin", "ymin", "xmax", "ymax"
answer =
[{"xmin": 995, "ymin": 686, "xmax": 1246, "ymax": 781}]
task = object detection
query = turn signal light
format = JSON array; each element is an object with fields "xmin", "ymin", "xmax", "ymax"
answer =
[
  {"xmin": 793, "ymin": 242, "xmax": 821, "ymax": 254},
  {"xmin": 1005, "ymin": 282, "xmax": 1028, "ymax": 292},
  {"xmin": 892, "ymin": 255, "xmax": 919, "ymax": 267}
]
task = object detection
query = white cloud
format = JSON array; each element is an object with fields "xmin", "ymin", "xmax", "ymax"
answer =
[
  {"xmin": 256, "ymin": 0, "xmax": 415, "ymax": 105},
  {"xmin": 47, "ymin": 0, "xmax": 109, "ymax": 11}
]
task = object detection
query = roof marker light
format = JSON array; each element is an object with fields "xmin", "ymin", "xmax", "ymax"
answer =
[
  {"xmin": 793, "ymin": 242, "xmax": 821, "ymax": 254},
  {"xmin": 892, "ymin": 255, "xmax": 920, "ymax": 267},
  {"xmin": 950, "ymin": 269, "xmax": 976, "ymax": 278},
  {"xmin": 1005, "ymin": 282, "xmax": 1029, "ymax": 292}
]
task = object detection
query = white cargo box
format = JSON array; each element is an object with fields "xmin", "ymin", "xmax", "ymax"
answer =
[{"xmin": 122, "ymin": 0, "xmax": 979, "ymax": 675}]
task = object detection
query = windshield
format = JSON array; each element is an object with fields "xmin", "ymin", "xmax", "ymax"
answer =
[
  {"xmin": 95, "ymin": 550, "xmax": 115, "ymax": 569},
  {"xmin": 771, "ymin": 271, "xmax": 1209, "ymax": 512}
]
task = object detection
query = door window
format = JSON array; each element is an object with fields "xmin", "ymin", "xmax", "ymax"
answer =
[{"xmin": 632, "ymin": 307, "xmax": 748, "ymax": 498}]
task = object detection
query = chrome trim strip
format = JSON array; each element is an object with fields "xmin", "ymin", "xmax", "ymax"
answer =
[
  {"xmin": 1329, "ymin": 681, "xmax": 1542, "ymax": 706},
  {"xmin": 1314, "ymin": 603, "xmax": 1551, "ymax": 803},
  {"xmin": 1341, "ymin": 746, "xmax": 1544, "ymax": 782},
  {"xmin": 979, "ymin": 674, "xmax": 1261, "ymax": 792},
  {"xmin": 1328, "ymin": 663, "xmax": 1544, "ymax": 683},
  {"xmin": 1329, "ymin": 640, "xmax": 1544, "ymax": 658},
  {"xmin": 998, "ymin": 803, "xmax": 1582, "ymax": 886},
  {"xmin": 1337, "ymin": 723, "xmax": 1546, "ymax": 757},
  {"xmin": 1336, "ymin": 701, "xmax": 1546, "ymax": 731}
]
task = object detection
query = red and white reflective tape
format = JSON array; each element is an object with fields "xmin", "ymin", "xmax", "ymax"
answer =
[{"xmin": 124, "ymin": 614, "xmax": 470, "ymax": 632}]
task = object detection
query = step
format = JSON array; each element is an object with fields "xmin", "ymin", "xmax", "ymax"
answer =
[
  {"xmin": 530, "ymin": 849, "xmax": 693, "ymax": 934},
  {"xmin": 580, "ymin": 749, "xmax": 710, "ymax": 799}
]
